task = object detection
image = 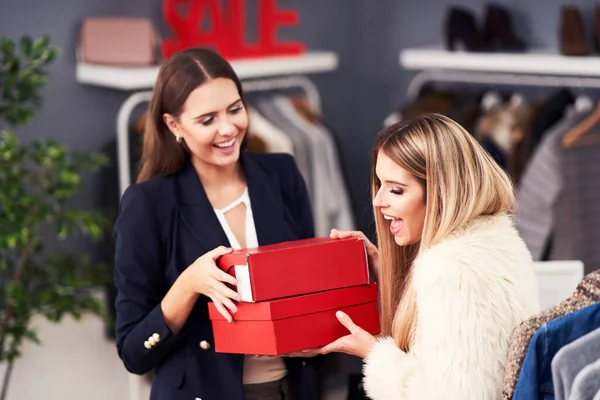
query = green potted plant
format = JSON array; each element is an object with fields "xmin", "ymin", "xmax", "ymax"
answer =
[{"xmin": 0, "ymin": 34, "xmax": 111, "ymax": 399}]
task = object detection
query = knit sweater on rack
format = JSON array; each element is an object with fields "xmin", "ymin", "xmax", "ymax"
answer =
[{"xmin": 363, "ymin": 214, "xmax": 540, "ymax": 400}]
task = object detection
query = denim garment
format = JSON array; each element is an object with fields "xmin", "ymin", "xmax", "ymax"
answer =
[{"xmin": 513, "ymin": 302, "xmax": 600, "ymax": 400}]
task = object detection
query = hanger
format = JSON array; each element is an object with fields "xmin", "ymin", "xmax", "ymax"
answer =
[
  {"xmin": 509, "ymin": 93, "xmax": 526, "ymax": 109},
  {"xmin": 569, "ymin": 131, "xmax": 600, "ymax": 147},
  {"xmin": 574, "ymin": 95, "xmax": 594, "ymax": 113},
  {"xmin": 562, "ymin": 101, "xmax": 600, "ymax": 148},
  {"xmin": 480, "ymin": 90, "xmax": 503, "ymax": 112}
]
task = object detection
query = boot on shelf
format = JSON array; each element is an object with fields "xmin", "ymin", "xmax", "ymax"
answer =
[
  {"xmin": 559, "ymin": 5, "xmax": 590, "ymax": 56},
  {"xmin": 444, "ymin": 6, "xmax": 492, "ymax": 52},
  {"xmin": 483, "ymin": 3, "xmax": 526, "ymax": 51}
]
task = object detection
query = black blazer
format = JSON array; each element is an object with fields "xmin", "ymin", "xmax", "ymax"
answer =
[{"xmin": 113, "ymin": 152, "xmax": 322, "ymax": 400}]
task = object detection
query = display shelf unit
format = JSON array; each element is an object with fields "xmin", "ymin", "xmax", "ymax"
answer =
[
  {"xmin": 400, "ymin": 47, "xmax": 600, "ymax": 76},
  {"xmin": 399, "ymin": 46, "xmax": 600, "ymax": 101},
  {"xmin": 77, "ymin": 51, "xmax": 339, "ymax": 90}
]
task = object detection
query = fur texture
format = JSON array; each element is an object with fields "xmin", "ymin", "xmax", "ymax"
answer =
[{"xmin": 363, "ymin": 214, "xmax": 540, "ymax": 400}]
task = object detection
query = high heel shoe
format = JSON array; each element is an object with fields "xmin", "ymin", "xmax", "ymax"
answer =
[
  {"xmin": 483, "ymin": 3, "xmax": 526, "ymax": 51},
  {"xmin": 444, "ymin": 6, "xmax": 492, "ymax": 52},
  {"xmin": 559, "ymin": 5, "xmax": 590, "ymax": 56}
]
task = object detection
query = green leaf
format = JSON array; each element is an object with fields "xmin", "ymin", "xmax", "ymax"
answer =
[
  {"xmin": 24, "ymin": 329, "xmax": 40, "ymax": 345},
  {"xmin": 32, "ymin": 35, "xmax": 49, "ymax": 54},
  {"xmin": 19, "ymin": 35, "xmax": 33, "ymax": 56}
]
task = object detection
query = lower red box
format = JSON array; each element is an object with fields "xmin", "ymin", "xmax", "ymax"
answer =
[{"xmin": 208, "ymin": 284, "xmax": 380, "ymax": 355}]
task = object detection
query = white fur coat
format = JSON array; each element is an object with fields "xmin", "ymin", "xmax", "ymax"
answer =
[{"xmin": 363, "ymin": 214, "xmax": 540, "ymax": 400}]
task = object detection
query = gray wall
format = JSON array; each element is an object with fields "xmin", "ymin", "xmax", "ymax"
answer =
[{"xmin": 1, "ymin": 0, "xmax": 594, "ymax": 245}]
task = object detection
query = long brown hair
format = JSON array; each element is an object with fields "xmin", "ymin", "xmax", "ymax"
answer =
[
  {"xmin": 137, "ymin": 48, "xmax": 246, "ymax": 183},
  {"xmin": 372, "ymin": 114, "xmax": 516, "ymax": 351}
]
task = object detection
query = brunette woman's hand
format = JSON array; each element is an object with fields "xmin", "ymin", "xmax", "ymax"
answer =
[
  {"xmin": 183, "ymin": 246, "xmax": 241, "ymax": 323},
  {"xmin": 330, "ymin": 229, "xmax": 380, "ymax": 279}
]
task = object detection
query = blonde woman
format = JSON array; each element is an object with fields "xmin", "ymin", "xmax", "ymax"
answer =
[{"xmin": 319, "ymin": 114, "xmax": 540, "ymax": 399}]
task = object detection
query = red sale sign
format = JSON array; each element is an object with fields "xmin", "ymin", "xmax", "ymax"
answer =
[{"xmin": 162, "ymin": 0, "xmax": 306, "ymax": 59}]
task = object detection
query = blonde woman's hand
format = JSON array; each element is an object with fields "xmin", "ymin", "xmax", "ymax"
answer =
[
  {"xmin": 307, "ymin": 311, "xmax": 377, "ymax": 359},
  {"xmin": 183, "ymin": 246, "xmax": 241, "ymax": 323},
  {"xmin": 330, "ymin": 229, "xmax": 379, "ymax": 278}
]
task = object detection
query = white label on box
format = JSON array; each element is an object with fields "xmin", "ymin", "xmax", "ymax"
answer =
[{"xmin": 234, "ymin": 265, "xmax": 254, "ymax": 302}]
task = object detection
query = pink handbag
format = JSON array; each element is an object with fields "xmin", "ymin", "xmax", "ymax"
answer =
[{"xmin": 79, "ymin": 17, "xmax": 160, "ymax": 66}]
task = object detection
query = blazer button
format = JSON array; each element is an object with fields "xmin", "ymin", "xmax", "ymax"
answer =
[{"xmin": 199, "ymin": 340, "xmax": 211, "ymax": 350}]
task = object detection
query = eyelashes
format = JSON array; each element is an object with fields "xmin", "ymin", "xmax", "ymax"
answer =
[{"xmin": 200, "ymin": 106, "xmax": 244, "ymax": 126}]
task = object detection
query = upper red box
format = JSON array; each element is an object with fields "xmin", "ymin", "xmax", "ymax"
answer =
[{"xmin": 217, "ymin": 237, "xmax": 369, "ymax": 302}]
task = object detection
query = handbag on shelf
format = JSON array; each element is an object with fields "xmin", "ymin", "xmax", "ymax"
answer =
[{"xmin": 78, "ymin": 17, "xmax": 162, "ymax": 67}]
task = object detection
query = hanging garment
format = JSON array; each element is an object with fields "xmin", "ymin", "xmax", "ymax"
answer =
[
  {"xmin": 269, "ymin": 95, "xmax": 330, "ymax": 236},
  {"xmin": 569, "ymin": 359, "xmax": 600, "ymax": 400},
  {"xmin": 399, "ymin": 88, "xmax": 458, "ymax": 119},
  {"xmin": 529, "ymin": 89, "xmax": 575, "ymax": 151},
  {"xmin": 507, "ymin": 98, "xmax": 544, "ymax": 186},
  {"xmin": 273, "ymin": 95, "xmax": 355, "ymax": 233},
  {"xmin": 551, "ymin": 327, "xmax": 600, "ymax": 400},
  {"xmin": 475, "ymin": 106, "xmax": 516, "ymax": 169},
  {"xmin": 318, "ymin": 119, "xmax": 357, "ymax": 215},
  {"xmin": 288, "ymin": 93, "xmax": 357, "ymax": 217},
  {"xmin": 503, "ymin": 271, "xmax": 600, "ymax": 400},
  {"xmin": 255, "ymin": 98, "xmax": 314, "ymax": 199},
  {"xmin": 515, "ymin": 108, "xmax": 593, "ymax": 261},
  {"xmin": 247, "ymin": 107, "xmax": 295, "ymax": 155},
  {"xmin": 561, "ymin": 140, "xmax": 600, "ymax": 274},
  {"xmin": 444, "ymin": 91, "xmax": 482, "ymax": 135},
  {"xmin": 512, "ymin": 302, "xmax": 600, "ymax": 400}
]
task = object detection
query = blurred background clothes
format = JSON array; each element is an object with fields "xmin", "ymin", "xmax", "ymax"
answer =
[{"xmin": 388, "ymin": 85, "xmax": 600, "ymax": 276}]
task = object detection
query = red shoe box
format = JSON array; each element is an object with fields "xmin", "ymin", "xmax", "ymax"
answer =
[
  {"xmin": 208, "ymin": 283, "xmax": 380, "ymax": 355},
  {"xmin": 217, "ymin": 237, "xmax": 370, "ymax": 302}
]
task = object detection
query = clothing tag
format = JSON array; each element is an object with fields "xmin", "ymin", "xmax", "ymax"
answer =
[{"xmin": 234, "ymin": 265, "xmax": 254, "ymax": 302}]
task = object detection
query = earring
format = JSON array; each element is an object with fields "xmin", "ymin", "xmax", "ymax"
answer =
[{"xmin": 176, "ymin": 135, "xmax": 182, "ymax": 144}]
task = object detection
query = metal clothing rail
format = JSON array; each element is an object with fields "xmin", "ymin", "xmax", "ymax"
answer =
[
  {"xmin": 115, "ymin": 75, "xmax": 321, "ymax": 197},
  {"xmin": 406, "ymin": 69, "xmax": 600, "ymax": 102}
]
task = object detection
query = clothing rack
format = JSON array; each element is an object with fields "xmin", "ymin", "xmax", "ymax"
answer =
[
  {"xmin": 406, "ymin": 69, "xmax": 600, "ymax": 102},
  {"xmin": 115, "ymin": 75, "xmax": 322, "ymax": 197},
  {"xmin": 401, "ymin": 61, "xmax": 592, "ymax": 310}
]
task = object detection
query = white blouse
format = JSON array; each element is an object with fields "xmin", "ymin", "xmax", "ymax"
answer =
[{"xmin": 212, "ymin": 187, "xmax": 287, "ymax": 385}]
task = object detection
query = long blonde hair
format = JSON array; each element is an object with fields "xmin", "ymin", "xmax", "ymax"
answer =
[{"xmin": 372, "ymin": 114, "xmax": 516, "ymax": 351}]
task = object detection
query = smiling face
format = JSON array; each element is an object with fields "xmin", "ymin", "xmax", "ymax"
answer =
[
  {"xmin": 373, "ymin": 150, "xmax": 426, "ymax": 246},
  {"xmin": 163, "ymin": 77, "xmax": 248, "ymax": 169}
]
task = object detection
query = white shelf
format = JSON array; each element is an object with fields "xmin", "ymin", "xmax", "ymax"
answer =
[
  {"xmin": 76, "ymin": 51, "xmax": 338, "ymax": 90},
  {"xmin": 399, "ymin": 47, "xmax": 600, "ymax": 77}
]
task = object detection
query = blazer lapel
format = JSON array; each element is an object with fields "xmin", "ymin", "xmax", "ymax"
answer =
[
  {"xmin": 240, "ymin": 153, "xmax": 287, "ymax": 246},
  {"xmin": 176, "ymin": 160, "xmax": 230, "ymax": 253},
  {"xmin": 176, "ymin": 154, "xmax": 288, "ymax": 253}
]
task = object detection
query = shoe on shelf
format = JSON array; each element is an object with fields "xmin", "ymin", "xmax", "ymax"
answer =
[
  {"xmin": 559, "ymin": 5, "xmax": 590, "ymax": 56},
  {"xmin": 444, "ymin": 6, "xmax": 493, "ymax": 52},
  {"xmin": 483, "ymin": 3, "xmax": 526, "ymax": 52}
]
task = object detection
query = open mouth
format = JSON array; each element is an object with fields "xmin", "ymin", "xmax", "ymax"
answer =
[
  {"xmin": 213, "ymin": 137, "xmax": 236, "ymax": 149},
  {"xmin": 383, "ymin": 215, "xmax": 404, "ymax": 234}
]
